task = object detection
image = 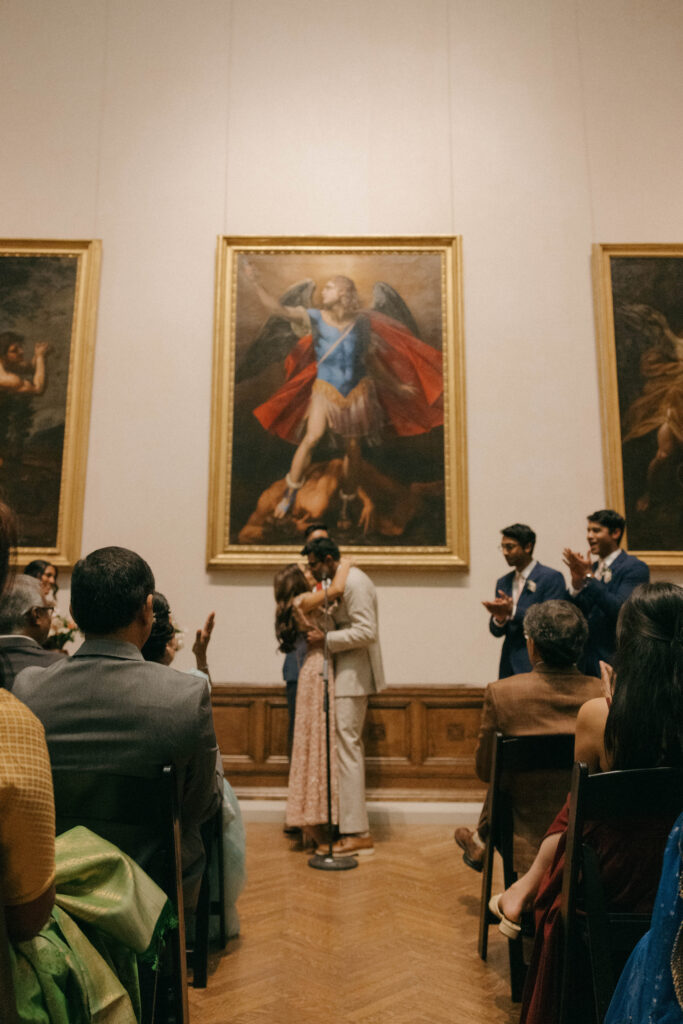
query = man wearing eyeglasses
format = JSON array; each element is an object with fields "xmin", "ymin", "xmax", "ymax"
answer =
[
  {"xmin": 483, "ymin": 523, "xmax": 567, "ymax": 679},
  {"xmin": 0, "ymin": 575, "xmax": 61, "ymax": 690}
]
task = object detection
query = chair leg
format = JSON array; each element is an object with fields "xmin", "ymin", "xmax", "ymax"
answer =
[
  {"xmin": 507, "ymin": 934, "xmax": 527, "ymax": 1003},
  {"xmin": 477, "ymin": 836, "xmax": 496, "ymax": 961},
  {"xmin": 191, "ymin": 867, "xmax": 210, "ymax": 989}
]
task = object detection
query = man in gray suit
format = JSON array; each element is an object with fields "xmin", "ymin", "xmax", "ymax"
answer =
[
  {"xmin": 304, "ymin": 537, "xmax": 385, "ymax": 857},
  {"xmin": 0, "ymin": 575, "xmax": 61, "ymax": 689},
  {"xmin": 13, "ymin": 546, "xmax": 222, "ymax": 908}
]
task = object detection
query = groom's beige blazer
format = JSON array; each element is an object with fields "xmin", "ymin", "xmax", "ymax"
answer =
[{"xmin": 326, "ymin": 566, "xmax": 385, "ymax": 696}]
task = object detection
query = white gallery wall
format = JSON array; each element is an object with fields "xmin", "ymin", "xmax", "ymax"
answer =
[{"xmin": 1, "ymin": 0, "xmax": 681, "ymax": 684}]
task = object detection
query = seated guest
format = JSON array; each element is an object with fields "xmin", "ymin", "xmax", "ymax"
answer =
[
  {"xmin": 23, "ymin": 558, "xmax": 58, "ymax": 599},
  {"xmin": 1, "ymin": 685, "xmax": 56, "ymax": 941},
  {"xmin": 455, "ymin": 601, "xmax": 601, "ymax": 872},
  {"xmin": 13, "ymin": 545, "xmax": 222, "ymax": 909},
  {"xmin": 1, "ymin": 686, "xmax": 172, "ymax": 1022},
  {"xmin": 0, "ymin": 575, "xmax": 62, "ymax": 689},
  {"xmin": 142, "ymin": 592, "xmax": 246, "ymax": 938},
  {"xmin": 605, "ymin": 811, "xmax": 683, "ymax": 1024},
  {"xmin": 488, "ymin": 582, "xmax": 683, "ymax": 1024}
]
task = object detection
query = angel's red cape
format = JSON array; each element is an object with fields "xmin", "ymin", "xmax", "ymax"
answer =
[{"xmin": 253, "ymin": 311, "xmax": 444, "ymax": 443}]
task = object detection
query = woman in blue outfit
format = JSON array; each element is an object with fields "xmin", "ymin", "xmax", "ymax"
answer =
[{"xmin": 605, "ymin": 812, "xmax": 683, "ymax": 1024}]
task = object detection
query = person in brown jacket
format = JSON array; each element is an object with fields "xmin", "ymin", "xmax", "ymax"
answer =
[{"xmin": 454, "ymin": 600, "xmax": 603, "ymax": 872}]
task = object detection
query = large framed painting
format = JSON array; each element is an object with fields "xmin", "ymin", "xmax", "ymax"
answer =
[
  {"xmin": 592, "ymin": 243, "xmax": 683, "ymax": 566},
  {"xmin": 207, "ymin": 236, "xmax": 468, "ymax": 568},
  {"xmin": 0, "ymin": 239, "xmax": 101, "ymax": 567}
]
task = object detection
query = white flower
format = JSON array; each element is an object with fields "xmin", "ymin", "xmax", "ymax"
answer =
[
  {"xmin": 602, "ymin": 569, "xmax": 612, "ymax": 583},
  {"xmin": 526, "ymin": 579, "xmax": 537, "ymax": 593}
]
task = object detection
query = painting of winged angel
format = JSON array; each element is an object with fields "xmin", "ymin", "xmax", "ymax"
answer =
[{"xmin": 230, "ymin": 251, "xmax": 449, "ymax": 547}]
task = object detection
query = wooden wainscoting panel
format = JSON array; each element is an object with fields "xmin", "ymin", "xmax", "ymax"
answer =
[
  {"xmin": 365, "ymin": 696, "xmax": 412, "ymax": 763},
  {"xmin": 423, "ymin": 696, "xmax": 482, "ymax": 765},
  {"xmin": 212, "ymin": 684, "xmax": 486, "ymax": 801}
]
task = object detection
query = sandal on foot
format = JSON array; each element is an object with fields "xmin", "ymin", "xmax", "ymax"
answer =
[{"xmin": 488, "ymin": 893, "xmax": 522, "ymax": 940}]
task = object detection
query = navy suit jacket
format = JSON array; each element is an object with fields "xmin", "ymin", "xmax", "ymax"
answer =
[
  {"xmin": 489, "ymin": 562, "xmax": 567, "ymax": 678},
  {"xmin": 572, "ymin": 549, "xmax": 650, "ymax": 677}
]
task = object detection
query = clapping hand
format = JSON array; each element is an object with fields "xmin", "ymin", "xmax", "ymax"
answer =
[
  {"xmin": 482, "ymin": 590, "xmax": 513, "ymax": 620},
  {"xmin": 562, "ymin": 548, "xmax": 592, "ymax": 590}
]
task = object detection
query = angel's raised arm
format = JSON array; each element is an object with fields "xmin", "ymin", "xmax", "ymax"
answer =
[{"xmin": 243, "ymin": 261, "xmax": 309, "ymax": 327}]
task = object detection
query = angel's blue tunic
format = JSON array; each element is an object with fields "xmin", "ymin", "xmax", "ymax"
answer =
[{"xmin": 307, "ymin": 309, "xmax": 367, "ymax": 398}]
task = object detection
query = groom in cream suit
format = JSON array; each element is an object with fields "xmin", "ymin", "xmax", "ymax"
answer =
[{"xmin": 304, "ymin": 537, "xmax": 385, "ymax": 857}]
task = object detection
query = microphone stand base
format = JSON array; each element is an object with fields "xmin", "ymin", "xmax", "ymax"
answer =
[{"xmin": 308, "ymin": 852, "xmax": 358, "ymax": 871}]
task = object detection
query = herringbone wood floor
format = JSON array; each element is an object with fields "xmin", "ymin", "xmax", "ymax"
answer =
[{"xmin": 188, "ymin": 822, "xmax": 520, "ymax": 1024}]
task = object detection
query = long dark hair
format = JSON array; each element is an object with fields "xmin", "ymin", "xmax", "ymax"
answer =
[
  {"xmin": 141, "ymin": 591, "xmax": 175, "ymax": 664},
  {"xmin": 604, "ymin": 582, "xmax": 683, "ymax": 770},
  {"xmin": 274, "ymin": 564, "xmax": 309, "ymax": 653}
]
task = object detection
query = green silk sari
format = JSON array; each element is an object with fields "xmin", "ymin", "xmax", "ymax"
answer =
[{"xmin": 11, "ymin": 826, "xmax": 175, "ymax": 1024}]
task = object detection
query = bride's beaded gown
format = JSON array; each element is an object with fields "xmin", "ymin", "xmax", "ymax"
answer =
[{"xmin": 285, "ymin": 598, "xmax": 338, "ymax": 829}]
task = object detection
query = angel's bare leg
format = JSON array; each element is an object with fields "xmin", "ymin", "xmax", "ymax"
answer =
[{"xmin": 274, "ymin": 394, "xmax": 328, "ymax": 519}]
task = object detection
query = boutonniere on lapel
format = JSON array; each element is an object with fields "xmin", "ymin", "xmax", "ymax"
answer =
[
  {"xmin": 602, "ymin": 569, "xmax": 612, "ymax": 584},
  {"xmin": 525, "ymin": 579, "xmax": 537, "ymax": 593}
]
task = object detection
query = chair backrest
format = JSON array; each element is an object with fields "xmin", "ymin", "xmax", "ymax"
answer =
[
  {"xmin": 490, "ymin": 732, "xmax": 575, "ymax": 882},
  {"xmin": 559, "ymin": 762, "xmax": 683, "ymax": 1024},
  {"xmin": 51, "ymin": 765, "xmax": 189, "ymax": 1024}
]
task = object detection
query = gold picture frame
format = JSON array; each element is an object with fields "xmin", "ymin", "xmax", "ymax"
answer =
[
  {"xmin": 207, "ymin": 236, "xmax": 468, "ymax": 568},
  {"xmin": 0, "ymin": 239, "xmax": 101, "ymax": 567},
  {"xmin": 592, "ymin": 243, "xmax": 683, "ymax": 566}
]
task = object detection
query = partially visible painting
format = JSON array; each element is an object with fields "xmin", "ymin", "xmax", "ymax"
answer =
[
  {"xmin": 207, "ymin": 237, "xmax": 468, "ymax": 568},
  {"xmin": 593, "ymin": 244, "xmax": 683, "ymax": 565},
  {"xmin": 0, "ymin": 239, "xmax": 101, "ymax": 566}
]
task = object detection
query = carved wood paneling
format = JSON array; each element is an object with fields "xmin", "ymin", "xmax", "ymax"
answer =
[{"xmin": 212, "ymin": 684, "xmax": 485, "ymax": 801}]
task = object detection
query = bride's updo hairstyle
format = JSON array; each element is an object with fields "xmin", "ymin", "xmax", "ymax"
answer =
[{"xmin": 605, "ymin": 581, "xmax": 683, "ymax": 771}]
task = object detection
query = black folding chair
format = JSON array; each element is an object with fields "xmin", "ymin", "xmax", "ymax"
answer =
[
  {"xmin": 478, "ymin": 732, "xmax": 575, "ymax": 1001},
  {"xmin": 52, "ymin": 764, "xmax": 189, "ymax": 1024},
  {"xmin": 559, "ymin": 762, "xmax": 683, "ymax": 1024},
  {"xmin": 187, "ymin": 801, "xmax": 227, "ymax": 987}
]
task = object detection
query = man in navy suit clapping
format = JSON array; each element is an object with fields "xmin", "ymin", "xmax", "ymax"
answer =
[
  {"xmin": 563, "ymin": 509, "xmax": 650, "ymax": 677},
  {"xmin": 483, "ymin": 523, "xmax": 567, "ymax": 679}
]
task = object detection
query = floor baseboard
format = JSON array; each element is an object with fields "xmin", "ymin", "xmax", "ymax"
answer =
[{"xmin": 238, "ymin": 798, "xmax": 483, "ymax": 827}]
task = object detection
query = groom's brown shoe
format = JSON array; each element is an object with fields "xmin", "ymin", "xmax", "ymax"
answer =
[{"xmin": 316, "ymin": 834, "xmax": 375, "ymax": 857}]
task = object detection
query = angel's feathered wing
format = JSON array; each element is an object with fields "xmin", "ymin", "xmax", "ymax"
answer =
[{"xmin": 372, "ymin": 282, "xmax": 421, "ymax": 338}]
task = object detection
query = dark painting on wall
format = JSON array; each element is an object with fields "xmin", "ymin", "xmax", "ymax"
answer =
[
  {"xmin": 0, "ymin": 240, "xmax": 101, "ymax": 565},
  {"xmin": 593, "ymin": 244, "xmax": 682, "ymax": 565},
  {"xmin": 207, "ymin": 237, "xmax": 468, "ymax": 568}
]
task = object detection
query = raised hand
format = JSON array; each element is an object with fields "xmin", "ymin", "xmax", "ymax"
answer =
[
  {"xmin": 482, "ymin": 590, "xmax": 513, "ymax": 620},
  {"xmin": 562, "ymin": 548, "xmax": 592, "ymax": 589}
]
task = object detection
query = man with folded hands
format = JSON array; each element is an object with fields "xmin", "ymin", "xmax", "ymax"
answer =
[
  {"xmin": 13, "ymin": 545, "xmax": 222, "ymax": 909},
  {"xmin": 454, "ymin": 600, "xmax": 602, "ymax": 873}
]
